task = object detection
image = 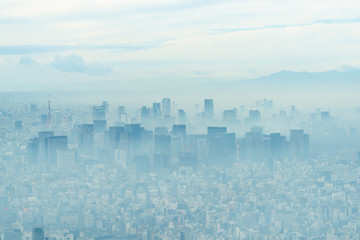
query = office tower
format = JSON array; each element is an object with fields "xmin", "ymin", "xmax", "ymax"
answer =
[
  {"xmin": 244, "ymin": 127, "xmax": 263, "ymax": 162},
  {"xmin": 290, "ymin": 129, "xmax": 309, "ymax": 160},
  {"xmin": 155, "ymin": 127, "xmax": 169, "ymax": 135},
  {"xmin": 14, "ymin": 120, "xmax": 22, "ymax": 131},
  {"xmin": 125, "ymin": 124, "xmax": 143, "ymax": 161},
  {"xmin": 108, "ymin": 126, "xmax": 125, "ymax": 149},
  {"xmin": 173, "ymin": 124, "xmax": 186, "ymax": 137},
  {"xmin": 79, "ymin": 124, "xmax": 94, "ymax": 154},
  {"xmin": 204, "ymin": 99, "xmax": 214, "ymax": 121},
  {"xmin": 321, "ymin": 111, "xmax": 331, "ymax": 121},
  {"xmin": 153, "ymin": 103, "xmax": 161, "ymax": 118},
  {"xmin": 208, "ymin": 127, "xmax": 236, "ymax": 165},
  {"xmin": 270, "ymin": 133, "xmax": 282, "ymax": 160},
  {"xmin": 162, "ymin": 98, "xmax": 171, "ymax": 115},
  {"xmin": 223, "ymin": 109, "xmax": 236, "ymax": 122},
  {"xmin": 178, "ymin": 109, "xmax": 186, "ymax": 124},
  {"xmin": 102, "ymin": 101, "xmax": 109, "ymax": 113},
  {"xmin": 207, "ymin": 126, "xmax": 227, "ymax": 136},
  {"xmin": 154, "ymin": 134, "xmax": 171, "ymax": 169},
  {"xmin": 118, "ymin": 106, "xmax": 125, "ymax": 115},
  {"xmin": 93, "ymin": 120, "xmax": 107, "ymax": 133},
  {"xmin": 118, "ymin": 106, "xmax": 126, "ymax": 121},
  {"xmin": 4, "ymin": 228, "xmax": 22, "ymax": 240},
  {"xmin": 279, "ymin": 110, "xmax": 286, "ymax": 120},
  {"xmin": 92, "ymin": 105, "xmax": 106, "ymax": 120},
  {"xmin": 141, "ymin": 106, "xmax": 151, "ymax": 126},
  {"xmin": 249, "ymin": 110, "xmax": 261, "ymax": 122},
  {"xmin": 27, "ymin": 137, "xmax": 39, "ymax": 164},
  {"xmin": 48, "ymin": 136, "xmax": 68, "ymax": 166},
  {"xmin": 32, "ymin": 227, "xmax": 44, "ymax": 240},
  {"xmin": 38, "ymin": 131, "xmax": 54, "ymax": 163}
]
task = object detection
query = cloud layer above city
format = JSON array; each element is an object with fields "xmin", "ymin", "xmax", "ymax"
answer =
[{"xmin": 1, "ymin": 0, "xmax": 360, "ymax": 91}]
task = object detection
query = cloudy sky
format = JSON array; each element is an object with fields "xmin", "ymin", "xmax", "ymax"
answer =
[{"xmin": 1, "ymin": 0, "xmax": 360, "ymax": 91}]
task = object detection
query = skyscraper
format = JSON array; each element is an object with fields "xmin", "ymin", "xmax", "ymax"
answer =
[
  {"xmin": 204, "ymin": 99, "xmax": 214, "ymax": 121},
  {"xmin": 48, "ymin": 136, "xmax": 68, "ymax": 166},
  {"xmin": 178, "ymin": 109, "xmax": 186, "ymax": 124},
  {"xmin": 290, "ymin": 129, "xmax": 309, "ymax": 160},
  {"xmin": 162, "ymin": 98, "xmax": 171, "ymax": 115},
  {"xmin": 153, "ymin": 103, "xmax": 161, "ymax": 118},
  {"xmin": 92, "ymin": 105, "xmax": 106, "ymax": 120},
  {"xmin": 38, "ymin": 131, "xmax": 54, "ymax": 163},
  {"xmin": 108, "ymin": 126, "xmax": 125, "ymax": 149},
  {"xmin": 79, "ymin": 124, "xmax": 94, "ymax": 154}
]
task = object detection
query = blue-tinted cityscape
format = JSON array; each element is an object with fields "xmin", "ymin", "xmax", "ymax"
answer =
[
  {"xmin": 0, "ymin": 94, "xmax": 360, "ymax": 239},
  {"xmin": 2, "ymin": 0, "xmax": 360, "ymax": 239}
]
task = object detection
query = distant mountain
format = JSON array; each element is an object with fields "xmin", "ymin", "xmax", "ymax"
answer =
[{"xmin": 240, "ymin": 69, "xmax": 360, "ymax": 87}]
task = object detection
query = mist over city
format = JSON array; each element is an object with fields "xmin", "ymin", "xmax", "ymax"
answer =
[{"xmin": 1, "ymin": 0, "xmax": 360, "ymax": 239}]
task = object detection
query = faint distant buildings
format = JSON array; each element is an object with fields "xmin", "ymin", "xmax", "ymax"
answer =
[
  {"xmin": 79, "ymin": 124, "xmax": 94, "ymax": 154},
  {"xmin": 208, "ymin": 127, "xmax": 236, "ymax": 165},
  {"xmin": 178, "ymin": 109, "xmax": 186, "ymax": 124},
  {"xmin": 203, "ymin": 99, "xmax": 214, "ymax": 121},
  {"xmin": 92, "ymin": 105, "xmax": 106, "ymax": 120},
  {"xmin": 162, "ymin": 98, "xmax": 171, "ymax": 115},
  {"xmin": 290, "ymin": 129, "xmax": 309, "ymax": 160},
  {"xmin": 153, "ymin": 103, "xmax": 161, "ymax": 118}
]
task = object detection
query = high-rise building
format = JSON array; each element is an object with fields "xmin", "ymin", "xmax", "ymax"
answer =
[
  {"xmin": 207, "ymin": 126, "xmax": 226, "ymax": 136},
  {"xmin": 93, "ymin": 120, "xmax": 107, "ymax": 133},
  {"xmin": 32, "ymin": 227, "xmax": 44, "ymax": 240},
  {"xmin": 154, "ymin": 134, "xmax": 171, "ymax": 170},
  {"xmin": 223, "ymin": 109, "xmax": 237, "ymax": 122},
  {"xmin": 153, "ymin": 103, "xmax": 161, "ymax": 118},
  {"xmin": 38, "ymin": 131, "xmax": 54, "ymax": 163},
  {"xmin": 249, "ymin": 110, "xmax": 261, "ymax": 122},
  {"xmin": 108, "ymin": 126, "xmax": 124, "ymax": 149},
  {"xmin": 208, "ymin": 128, "xmax": 236, "ymax": 165},
  {"xmin": 162, "ymin": 98, "xmax": 171, "ymax": 115},
  {"xmin": 178, "ymin": 109, "xmax": 186, "ymax": 124},
  {"xmin": 173, "ymin": 125, "xmax": 186, "ymax": 137},
  {"xmin": 102, "ymin": 101, "xmax": 109, "ymax": 113},
  {"xmin": 118, "ymin": 106, "xmax": 126, "ymax": 122},
  {"xmin": 27, "ymin": 137, "xmax": 39, "ymax": 165},
  {"xmin": 290, "ymin": 129, "xmax": 309, "ymax": 160},
  {"xmin": 204, "ymin": 99, "xmax": 214, "ymax": 121},
  {"xmin": 48, "ymin": 136, "xmax": 68, "ymax": 165},
  {"xmin": 79, "ymin": 124, "xmax": 94, "ymax": 154},
  {"xmin": 244, "ymin": 127, "xmax": 263, "ymax": 162},
  {"xmin": 92, "ymin": 105, "xmax": 106, "ymax": 120}
]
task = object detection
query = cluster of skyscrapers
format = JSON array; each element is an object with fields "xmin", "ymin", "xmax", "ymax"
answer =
[{"xmin": 1, "ymin": 96, "xmax": 360, "ymax": 239}]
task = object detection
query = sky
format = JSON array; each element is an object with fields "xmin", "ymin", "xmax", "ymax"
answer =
[{"xmin": 1, "ymin": 0, "xmax": 360, "ymax": 91}]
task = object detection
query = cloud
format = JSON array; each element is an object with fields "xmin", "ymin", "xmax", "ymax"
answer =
[
  {"xmin": 51, "ymin": 54, "xmax": 112, "ymax": 76},
  {"xmin": 0, "ymin": 44, "xmax": 161, "ymax": 55},
  {"xmin": 19, "ymin": 56, "xmax": 36, "ymax": 65},
  {"xmin": 209, "ymin": 17, "xmax": 360, "ymax": 35}
]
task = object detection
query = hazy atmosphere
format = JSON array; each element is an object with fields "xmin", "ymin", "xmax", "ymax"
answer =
[{"xmin": 1, "ymin": 1, "xmax": 360, "ymax": 240}]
